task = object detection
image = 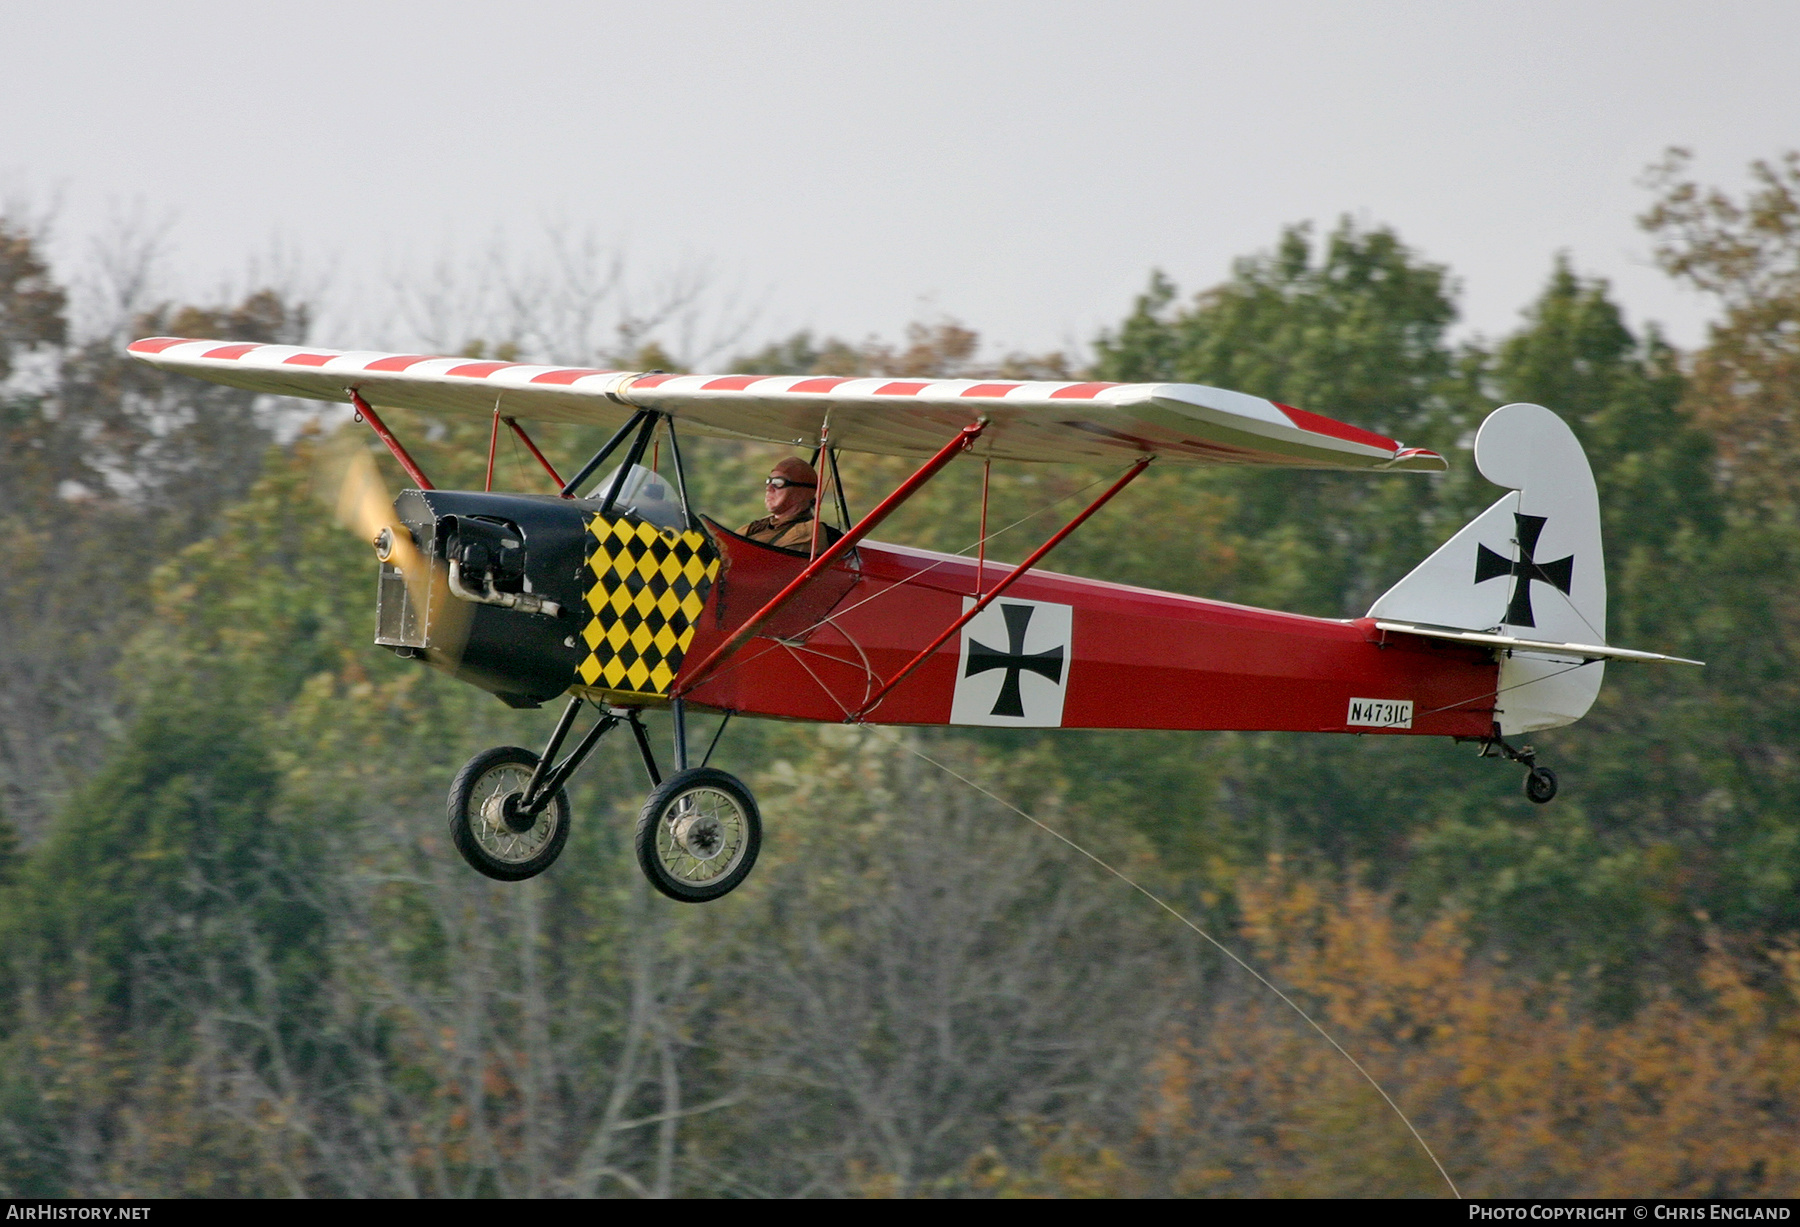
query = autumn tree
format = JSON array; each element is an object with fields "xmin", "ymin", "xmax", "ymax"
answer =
[{"xmin": 1642, "ymin": 149, "xmax": 1800, "ymax": 511}]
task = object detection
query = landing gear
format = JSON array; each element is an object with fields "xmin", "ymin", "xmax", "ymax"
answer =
[
  {"xmin": 449, "ymin": 697, "xmax": 616, "ymax": 881},
  {"xmin": 448, "ymin": 745, "xmax": 572, "ymax": 880},
  {"xmin": 446, "ymin": 696, "xmax": 762, "ymax": 898},
  {"xmin": 1524, "ymin": 766, "xmax": 1559, "ymax": 804},
  {"xmin": 636, "ymin": 767, "xmax": 762, "ymax": 903},
  {"xmin": 1475, "ymin": 733, "xmax": 1560, "ymax": 805}
]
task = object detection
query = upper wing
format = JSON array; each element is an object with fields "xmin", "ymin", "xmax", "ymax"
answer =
[{"xmin": 127, "ymin": 337, "xmax": 1446, "ymax": 472}]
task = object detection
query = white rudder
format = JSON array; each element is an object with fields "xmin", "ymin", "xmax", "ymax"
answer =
[{"xmin": 1367, "ymin": 404, "xmax": 1606, "ymax": 735}]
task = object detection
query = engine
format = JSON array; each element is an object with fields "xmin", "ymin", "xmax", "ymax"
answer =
[{"xmin": 377, "ymin": 490, "xmax": 594, "ymax": 708}]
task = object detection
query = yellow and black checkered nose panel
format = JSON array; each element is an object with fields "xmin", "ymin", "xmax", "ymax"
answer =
[{"xmin": 577, "ymin": 515, "xmax": 721, "ymax": 697}]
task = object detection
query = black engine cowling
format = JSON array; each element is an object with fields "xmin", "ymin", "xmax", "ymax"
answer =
[{"xmin": 380, "ymin": 490, "xmax": 595, "ymax": 708}]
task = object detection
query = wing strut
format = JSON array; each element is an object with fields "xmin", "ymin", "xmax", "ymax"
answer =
[
  {"xmin": 350, "ymin": 390, "xmax": 434, "ymax": 490},
  {"xmin": 599, "ymin": 413, "xmax": 659, "ymax": 514},
  {"xmin": 485, "ymin": 401, "xmax": 501, "ymax": 491},
  {"xmin": 673, "ymin": 420, "xmax": 989, "ymax": 698},
  {"xmin": 503, "ymin": 417, "xmax": 565, "ymax": 490},
  {"xmin": 561, "ymin": 409, "xmax": 653, "ymax": 498},
  {"xmin": 852, "ymin": 456, "xmax": 1154, "ymax": 721}
]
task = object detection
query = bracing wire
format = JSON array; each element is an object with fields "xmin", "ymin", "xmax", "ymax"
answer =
[
  {"xmin": 787, "ymin": 464, "xmax": 1131, "ymax": 639},
  {"xmin": 689, "ymin": 466, "xmax": 1136, "ymax": 707},
  {"xmin": 868, "ymin": 725, "xmax": 1463, "ymax": 1200},
  {"xmin": 506, "ymin": 423, "xmax": 529, "ymax": 489},
  {"xmin": 1411, "ymin": 657, "xmax": 1598, "ymax": 723}
]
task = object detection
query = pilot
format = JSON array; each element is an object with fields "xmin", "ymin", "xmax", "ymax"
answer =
[{"xmin": 740, "ymin": 457, "xmax": 843, "ymax": 551}]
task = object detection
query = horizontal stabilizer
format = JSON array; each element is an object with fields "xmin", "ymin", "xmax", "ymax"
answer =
[{"xmin": 1373, "ymin": 620, "xmax": 1703, "ymax": 666}]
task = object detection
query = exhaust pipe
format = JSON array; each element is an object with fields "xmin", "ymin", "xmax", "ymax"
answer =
[{"xmin": 448, "ymin": 559, "xmax": 563, "ymax": 619}]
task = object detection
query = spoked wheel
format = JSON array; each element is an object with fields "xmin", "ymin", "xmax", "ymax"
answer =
[
  {"xmin": 449, "ymin": 746, "xmax": 572, "ymax": 881},
  {"xmin": 635, "ymin": 767, "xmax": 762, "ymax": 903},
  {"xmin": 1524, "ymin": 766, "xmax": 1559, "ymax": 805}
]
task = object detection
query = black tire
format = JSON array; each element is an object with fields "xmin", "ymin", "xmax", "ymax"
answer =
[
  {"xmin": 1524, "ymin": 766, "xmax": 1559, "ymax": 805},
  {"xmin": 449, "ymin": 745, "xmax": 571, "ymax": 881},
  {"xmin": 635, "ymin": 767, "xmax": 762, "ymax": 903}
]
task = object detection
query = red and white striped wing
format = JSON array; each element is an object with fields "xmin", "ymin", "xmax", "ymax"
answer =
[{"xmin": 127, "ymin": 337, "xmax": 1446, "ymax": 471}]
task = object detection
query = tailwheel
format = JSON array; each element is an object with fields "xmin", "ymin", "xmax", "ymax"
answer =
[
  {"xmin": 1524, "ymin": 766, "xmax": 1559, "ymax": 805},
  {"xmin": 449, "ymin": 746, "xmax": 572, "ymax": 881},
  {"xmin": 635, "ymin": 767, "xmax": 761, "ymax": 903},
  {"xmin": 1476, "ymin": 734, "xmax": 1562, "ymax": 806}
]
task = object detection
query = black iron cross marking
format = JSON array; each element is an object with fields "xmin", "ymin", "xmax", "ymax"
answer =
[
  {"xmin": 965, "ymin": 602, "xmax": 1065, "ymax": 718},
  {"xmin": 1474, "ymin": 512, "xmax": 1574, "ymax": 628}
]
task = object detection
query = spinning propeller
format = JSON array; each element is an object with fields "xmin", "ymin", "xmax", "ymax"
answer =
[{"xmin": 324, "ymin": 438, "xmax": 472, "ymax": 670}]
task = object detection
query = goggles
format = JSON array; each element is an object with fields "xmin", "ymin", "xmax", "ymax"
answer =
[{"xmin": 765, "ymin": 476, "xmax": 816, "ymax": 490}]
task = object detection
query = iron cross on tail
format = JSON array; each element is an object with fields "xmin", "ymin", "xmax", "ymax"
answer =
[{"xmin": 1474, "ymin": 512, "xmax": 1575, "ymax": 629}]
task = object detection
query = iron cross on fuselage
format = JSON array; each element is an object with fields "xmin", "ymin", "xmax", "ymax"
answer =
[
  {"xmin": 1474, "ymin": 512, "xmax": 1575, "ymax": 628},
  {"xmin": 965, "ymin": 603, "xmax": 1065, "ymax": 718}
]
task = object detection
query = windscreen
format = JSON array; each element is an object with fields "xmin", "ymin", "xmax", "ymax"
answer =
[{"xmin": 586, "ymin": 463, "xmax": 687, "ymax": 531}]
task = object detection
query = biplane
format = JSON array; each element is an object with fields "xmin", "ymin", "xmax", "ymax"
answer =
[{"xmin": 128, "ymin": 337, "xmax": 1700, "ymax": 902}]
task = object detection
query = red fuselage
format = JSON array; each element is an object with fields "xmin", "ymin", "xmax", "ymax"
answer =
[{"xmin": 680, "ymin": 527, "xmax": 1498, "ymax": 737}]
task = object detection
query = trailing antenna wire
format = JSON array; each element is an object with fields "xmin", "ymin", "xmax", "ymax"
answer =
[{"xmin": 869, "ymin": 725, "xmax": 1463, "ymax": 1200}]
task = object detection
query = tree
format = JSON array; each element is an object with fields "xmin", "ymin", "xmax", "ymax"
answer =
[
  {"xmin": 0, "ymin": 299, "xmax": 308, "ymax": 838},
  {"xmin": 1093, "ymin": 221, "xmax": 1476, "ymax": 617},
  {"xmin": 708, "ymin": 733, "xmax": 1174, "ymax": 1195},
  {"xmin": 1642, "ymin": 149, "xmax": 1800, "ymax": 512},
  {"xmin": 1034, "ymin": 222, "xmax": 1486, "ymax": 897},
  {"xmin": 9, "ymin": 192, "xmax": 1800, "ymax": 1196},
  {"xmin": 0, "ymin": 220, "xmax": 65, "ymax": 381},
  {"xmin": 1493, "ymin": 256, "xmax": 1716, "ymax": 555}
]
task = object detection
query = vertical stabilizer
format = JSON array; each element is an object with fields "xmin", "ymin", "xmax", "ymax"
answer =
[{"xmin": 1367, "ymin": 404, "xmax": 1605, "ymax": 734}]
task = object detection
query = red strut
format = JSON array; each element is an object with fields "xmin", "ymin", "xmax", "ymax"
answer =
[
  {"xmin": 854, "ymin": 456, "xmax": 1152, "ymax": 721},
  {"xmin": 674, "ymin": 420, "xmax": 988, "ymax": 697},
  {"xmin": 485, "ymin": 403, "xmax": 501, "ymax": 491},
  {"xmin": 349, "ymin": 390, "xmax": 434, "ymax": 490},
  {"xmin": 504, "ymin": 417, "xmax": 566, "ymax": 491}
]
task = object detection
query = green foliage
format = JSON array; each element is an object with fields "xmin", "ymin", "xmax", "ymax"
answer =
[
  {"xmin": 0, "ymin": 261, "xmax": 305, "ymax": 840},
  {"xmin": 1493, "ymin": 256, "xmax": 1718, "ymax": 553},
  {"xmin": 699, "ymin": 219, "xmax": 1797, "ymax": 1015},
  {"xmin": 12, "ymin": 699, "xmax": 306, "ymax": 1009},
  {"xmin": 0, "ymin": 803, "xmax": 17, "ymax": 890},
  {"xmin": 1096, "ymin": 222, "xmax": 1459, "ymax": 432},
  {"xmin": 1641, "ymin": 149, "xmax": 1800, "ymax": 513},
  {"xmin": 4, "ymin": 162, "xmax": 1800, "ymax": 1192},
  {"xmin": 0, "ymin": 220, "xmax": 66, "ymax": 381},
  {"xmin": 1072, "ymin": 223, "xmax": 1786, "ymax": 1012},
  {"xmin": 1094, "ymin": 221, "xmax": 1480, "ymax": 617}
]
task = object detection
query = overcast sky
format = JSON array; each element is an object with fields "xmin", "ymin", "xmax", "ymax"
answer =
[{"xmin": 7, "ymin": 1, "xmax": 1797, "ymax": 363}]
